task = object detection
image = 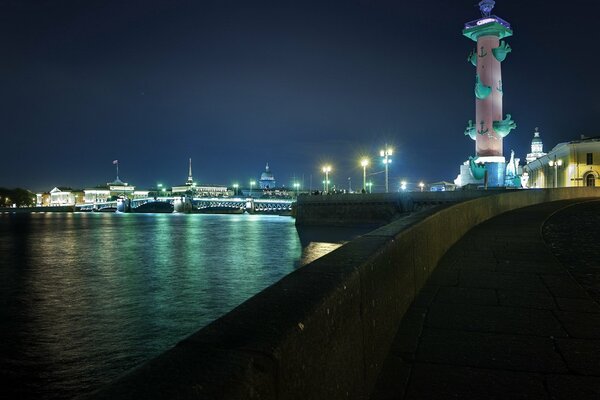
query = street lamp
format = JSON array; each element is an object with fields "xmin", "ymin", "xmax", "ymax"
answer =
[
  {"xmin": 380, "ymin": 147, "xmax": 393, "ymax": 193},
  {"xmin": 233, "ymin": 183, "xmax": 239, "ymax": 196},
  {"xmin": 360, "ymin": 158, "xmax": 369, "ymax": 192},
  {"xmin": 367, "ymin": 181, "xmax": 373, "ymax": 194},
  {"xmin": 400, "ymin": 180, "xmax": 407, "ymax": 191},
  {"xmin": 249, "ymin": 180, "xmax": 256, "ymax": 197},
  {"xmin": 293, "ymin": 182, "xmax": 300, "ymax": 198},
  {"xmin": 157, "ymin": 183, "xmax": 163, "ymax": 198},
  {"xmin": 548, "ymin": 158, "xmax": 563, "ymax": 188},
  {"xmin": 322, "ymin": 165, "xmax": 332, "ymax": 193},
  {"xmin": 419, "ymin": 181, "xmax": 425, "ymax": 192}
]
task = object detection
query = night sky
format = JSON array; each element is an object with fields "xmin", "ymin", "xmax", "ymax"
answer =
[{"xmin": 1, "ymin": 0, "xmax": 599, "ymax": 192}]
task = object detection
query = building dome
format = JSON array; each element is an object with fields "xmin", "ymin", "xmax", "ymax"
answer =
[
  {"xmin": 259, "ymin": 163, "xmax": 276, "ymax": 189},
  {"xmin": 260, "ymin": 164, "xmax": 274, "ymax": 180},
  {"xmin": 526, "ymin": 128, "xmax": 546, "ymax": 163}
]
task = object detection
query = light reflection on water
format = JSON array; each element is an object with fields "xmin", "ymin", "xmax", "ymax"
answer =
[{"xmin": 0, "ymin": 212, "xmax": 366, "ymax": 400}]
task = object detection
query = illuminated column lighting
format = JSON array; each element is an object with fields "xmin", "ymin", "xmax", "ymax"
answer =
[
  {"xmin": 400, "ymin": 180, "xmax": 407, "ymax": 191},
  {"xmin": 293, "ymin": 182, "xmax": 300, "ymax": 198},
  {"xmin": 419, "ymin": 181, "xmax": 425, "ymax": 192},
  {"xmin": 380, "ymin": 147, "xmax": 393, "ymax": 193},
  {"xmin": 250, "ymin": 180, "xmax": 255, "ymax": 197},
  {"xmin": 360, "ymin": 158, "xmax": 369, "ymax": 192},
  {"xmin": 233, "ymin": 183, "xmax": 239, "ymax": 196},
  {"xmin": 322, "ymin": 165, "xmax": 332, "ymax": 193}
]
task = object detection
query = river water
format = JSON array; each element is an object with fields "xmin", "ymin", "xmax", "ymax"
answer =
[{"xmin": 0, "ymin": 212, "xmax": 362, "ymax": 399}]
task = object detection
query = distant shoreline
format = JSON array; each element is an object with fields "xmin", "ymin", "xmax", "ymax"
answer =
[{"xmin": 0, "ymin": 206, "xmax": 75, "ymax": 213}]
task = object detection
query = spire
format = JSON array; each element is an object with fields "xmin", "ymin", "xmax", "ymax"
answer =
[
  {"xmin": 265, "ymin": 162, "xmax": 270, "ymax": 172},
  {"xmin": 186, "ymin": 158, "xmax": 194, "ymax": 185}
]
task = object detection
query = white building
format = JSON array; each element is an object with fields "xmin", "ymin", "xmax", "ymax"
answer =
[
  {"xmin": 49, "ymin": 187, "xmax": 83, "ymax": 205},
  {"xmin": 524, "ymin": 135, "xmax": 599, "ymax": 188},
  {"xmin": 525, "ymin": 128, "xmax": 547, "ymax": 164}
]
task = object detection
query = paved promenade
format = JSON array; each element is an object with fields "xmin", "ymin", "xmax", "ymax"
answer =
[{"xmin": 371, "ymin": 199, "xmax": 600, "ymax": 399}]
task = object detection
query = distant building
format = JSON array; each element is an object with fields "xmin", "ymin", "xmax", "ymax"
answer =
[
  {"xmin": 430, "ymin": 181, "xmax": 457, "ymax": 192},
  {"xmin": 259, "ymin": 163, "xmax": 276, "ymax": 189},
  {"xmin": 49, "ymin": 187, "xmax": 83, "ymax": 205},
  {"xmin": 525, "ymin": 128, "xmax": 547, "ymax": 164},
  {"xmin": 36, "ymin": 192, "xmax": 51, "ymax": 206},
  {"xmin": 524, "ymin": 135, "xmax": 599, "ymax": 188},
  {"xmin": 83, "ymin": 178, "xmax": 148, "ymax": 204},
  {"xmin": 171, "ymin": 158, "xmax": 228, "ymax": 197}
]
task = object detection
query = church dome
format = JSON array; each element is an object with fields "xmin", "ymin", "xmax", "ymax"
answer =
[
  {"xmin": 260, "ymin": 163, "xmax": 274, "ymax": 180},
  {"xmin": 259, "ymin": 163, "xmax": 276, "ymax": 189}
]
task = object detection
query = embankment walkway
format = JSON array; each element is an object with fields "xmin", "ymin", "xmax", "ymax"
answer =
[{"xmin": 371, "ymin": 199, "xmax": 600, "ymax": 399}]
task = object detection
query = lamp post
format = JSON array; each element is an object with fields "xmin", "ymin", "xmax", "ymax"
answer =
[
  {"xmin": 233, "ymin": 183, "xmax": 239, "ymax": 196},
  {"xmin": 249, "ymin": 180, "xmax": 255, "ymax": 197},
  {"xmin": 293, "ymin": 182, "xmax": 300, "ymax": 198},
  {"xmin": 548, "ymin": 158, "xmax": 563, "ymax": 188},
  {"xmin": 419, "ymin": 181, "xmax": 425, "ymax": 192},
  {"xmin": 380, "ymin": 147, "xmax": 393, "ymax": 193},
  {"xmin": 322, "ymin": 165, "xmax": 332, "ymax": 193},
  {"xmin": 157, "ymin": 183, "xmax": 163, "ymax": 198},
  {"xmin": 367, "ymin": 181, "xmax": 373, "ymax": 194},
  {"xmin": 400, "ymin": 180, "xmax": 407, "ymax": 191},
  {"xmin": 360, "ymin": 158, "xmax": 369, "ymax": 192}
]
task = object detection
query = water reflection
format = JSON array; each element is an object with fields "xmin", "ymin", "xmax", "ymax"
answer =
[{"xmin": 0, "ymin": 213, "xmax": 366, "ymax": 400}]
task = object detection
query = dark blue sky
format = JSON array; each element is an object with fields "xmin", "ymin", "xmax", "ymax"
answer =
[{"xmin": 1, "ymin": 0, "xmax": 598, "ymax": 191}]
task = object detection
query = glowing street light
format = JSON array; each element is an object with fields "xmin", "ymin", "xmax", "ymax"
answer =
[
  {"xmin": 293, "ymin": 182, "xmax": 300, "ymax": 198},
  {"xmin": 249, "ymin": 180, "xmax": 256, "ymax": 197},
  {"xmin": 367, "ymin": 181, "xmax": 373, "ymax": 194},
  {"xmin": 400, "ymin": 180, "xmax": 407, "ymax": 191},
  {"xmin": 380, "ymin": 147, "xmax": 393, "ymax": 193},
  {"xmin": 548, "ymin": 158, "xmax": 563, "ymax": 188},
  {"xmin": 322, "ymin": 165, "xmax": 332, "ymax": 193},
  {"xmin": 157, "ymin": 183, "xmax": 163, "ymax": 198},
  {"xmin": 360, "ymin": 158, "xmax": 369, "ymax": 192},
  {"xmin": 233, "ymin": 183, "xmax": 239, "ymax": 196},
  {"xmin": 419, "ymin": 181, "xmax": 425, "ymax": 192}
]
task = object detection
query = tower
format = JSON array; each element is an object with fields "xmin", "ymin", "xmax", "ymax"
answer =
[
  {"xmin": 186, "ymin": 158, "xmax": 194, "ymax": 186},
  {"xmin": 463, "ymin": 1, "xmax": 517, "ymax": 186},
  {"xmin": 526, "ymin": 128, "xmax": 547, "ymax": 163}
]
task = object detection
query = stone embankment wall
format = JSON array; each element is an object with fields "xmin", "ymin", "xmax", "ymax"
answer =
[
  {"xmin": 295, "ymin": 190, "xmax": 506, "ymax": 226},
  {"xmin": 84, "ymin": 188, "xmax": 599, "ymax": 400}
]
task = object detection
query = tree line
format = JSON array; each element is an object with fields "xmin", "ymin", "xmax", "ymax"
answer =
[{"xmin": 0, "ymin": 188, "xmax": 35, "ymax": 207}]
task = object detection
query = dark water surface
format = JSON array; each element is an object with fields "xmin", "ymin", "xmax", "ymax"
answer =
[{"xmin": 0, "ymin": 212, "xmax": 359, "ymax": 399}]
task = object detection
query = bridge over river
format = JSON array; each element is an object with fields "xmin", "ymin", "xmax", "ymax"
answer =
[{"xmin": 75, "ymin": 196, "xmax": 294, "ymax": 214}]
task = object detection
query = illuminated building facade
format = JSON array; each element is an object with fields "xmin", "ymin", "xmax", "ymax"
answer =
[
  {"xmin": 524, "ymin": 136, "xmax": 600, "ymax": 188},
  {"xmin": 526, "ymin": 128, "xmax": 547, "ymax": 163},
  {"xmin": 171, "ymin": 158, "xmax": 229, "ymax": 197},
  {"xmin": 49, "ymin": 187, "xmax": 83, "ymax": 205},
  {"xmin": 84, "ymin": 179, "xmax": 148, "ymax": 204}
]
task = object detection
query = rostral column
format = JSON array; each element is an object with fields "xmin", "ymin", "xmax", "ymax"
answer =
[{"xmin": 463, "ymin": 1, "xmax": 517, "ymax": 186}]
